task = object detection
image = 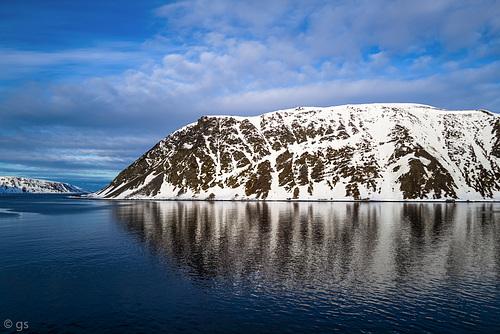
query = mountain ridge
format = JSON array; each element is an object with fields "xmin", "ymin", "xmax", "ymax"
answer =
[
  {"xmin": 0, "ymin": 176, "xmax": 87, "ymax": 194},
  {"xmin": 94, "ymin": 103, "xmax": 500, "ymax": 201}
]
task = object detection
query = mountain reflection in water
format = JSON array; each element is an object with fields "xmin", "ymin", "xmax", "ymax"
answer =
[
  {"xmin": 1, "ymin": 196, "xmax": 498, "ymax": 333},
  {"xmin": 112, "ymin": 201, "xmax": 499, "ymax": 291},
  {"xmin": 109, "ymin": 201, "xmax": 499, "ymax": 332}
]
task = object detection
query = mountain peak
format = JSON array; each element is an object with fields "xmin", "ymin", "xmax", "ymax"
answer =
[{"xmin": 94, "ymin": 103, "xmax": 500, "ymax": 201}]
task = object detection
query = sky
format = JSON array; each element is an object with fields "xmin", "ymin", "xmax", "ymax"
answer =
[{"xmin": 1, "ymin": 0, "xmax": 499, "ymax": 191}]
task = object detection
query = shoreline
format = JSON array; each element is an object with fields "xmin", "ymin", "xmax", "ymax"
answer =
[{"xmin": 70, "ymin": 194, "xmax": 500, "ymax": 203}]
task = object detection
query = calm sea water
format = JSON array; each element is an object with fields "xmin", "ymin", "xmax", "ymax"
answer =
[{"xmin": 0, "ymin": 194, "xmax": 498, "ymax": 333}]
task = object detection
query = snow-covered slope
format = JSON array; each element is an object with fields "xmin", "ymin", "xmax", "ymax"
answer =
[
  {"xmin": 95, "ymin": 104, "xmax": 500, "ymax": 201},
  {"xmin": 0, "ymin": 176, "xmax": 87, "ymax": 194}
]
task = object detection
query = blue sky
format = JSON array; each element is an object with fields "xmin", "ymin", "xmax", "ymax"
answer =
[{"xmin": 1, "ymin": 0, "xmax": 499, "ymax": 190}]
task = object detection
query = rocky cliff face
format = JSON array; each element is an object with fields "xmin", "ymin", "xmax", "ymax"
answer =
[
  {"xmin": 0, "ymin": 176, "xmax": 87, "ymax": 194},
  {"xmin": 95, "ymin": 104, "xmax": 500, "ymax": 201}
]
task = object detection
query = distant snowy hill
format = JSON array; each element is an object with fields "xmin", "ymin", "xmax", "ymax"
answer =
[
  {"xmin": 0, "ymin": 176, "xmax": 87, "ymax": 194},
  {"xmin": 94, "ymin": 104, "xmax": 500, "ymax": 201}
]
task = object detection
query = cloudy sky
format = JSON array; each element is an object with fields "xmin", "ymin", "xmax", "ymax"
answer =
[{"xmin": 1, "ymin": 0, "xmax": 499, "ymax": 190}]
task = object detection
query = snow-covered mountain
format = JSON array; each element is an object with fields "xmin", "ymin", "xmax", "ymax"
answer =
[
  {"xmin": 0, "ymin": 176, "xmax": 87, "ymax": 194},
  {"xmin": 95, "ymin": 104, "xmax": 500, "ymax": 201}
]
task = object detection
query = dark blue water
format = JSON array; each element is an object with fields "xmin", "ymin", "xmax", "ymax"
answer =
[{"xmin": 0, "ymin": 194, "xmax": 499, "ymax": 333}]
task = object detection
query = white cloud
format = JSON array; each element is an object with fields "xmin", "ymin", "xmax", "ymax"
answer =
[{"xmin": 0, "ymin": 44, "xmax": 158, "ymax": 84}]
